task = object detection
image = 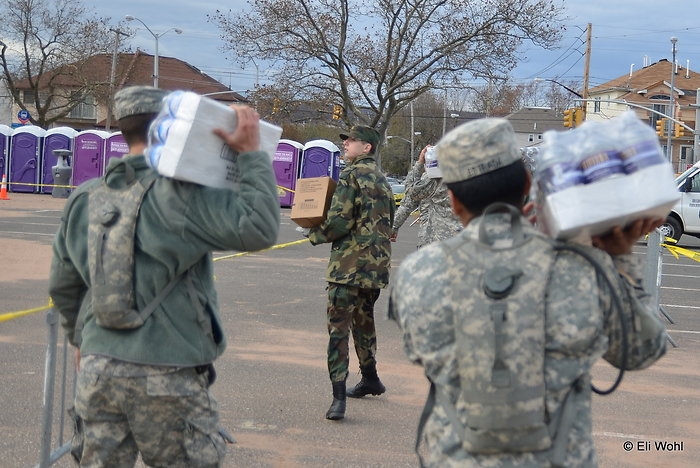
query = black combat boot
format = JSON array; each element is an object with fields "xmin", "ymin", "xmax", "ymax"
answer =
[
  {"xmin": 346, "ymin": 366, "xmax": 386, "ymax": 398},
  {"xmin": 325, "ymin": 381, "xmax": 346, "ymax": 420}
]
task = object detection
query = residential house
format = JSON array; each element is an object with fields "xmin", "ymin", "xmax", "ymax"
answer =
[
  {"xmin": 586, "ymin": 59, "xmax": 700, "ymax": 172},
  {"xmin": 506, "ymin": 106, "xmax": 564, "ymax": 148},
  {"xmin": 10, "ymin": 51, "xmax": 247, "ymax": 130}
]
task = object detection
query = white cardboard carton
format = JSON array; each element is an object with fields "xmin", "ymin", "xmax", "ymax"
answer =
[
  {"xmin": 539, "ymin": 163, "xmax": 680, "ymax": 239},
  {"xmin": 147, "ymin": 91, "xmax": 282, "ymax": 190}
]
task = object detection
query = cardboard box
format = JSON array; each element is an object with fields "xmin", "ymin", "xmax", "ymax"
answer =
[
  {"xmin": 146, "ymin": 91, "xmax": 282, "ymax": 190},
  {"xmin": 539, "ymin": 163, "xmax": 680, "ymax": 239},
  {"xmin": 290, "ymin": 176, "xmax": 337, "ymax": 228}
]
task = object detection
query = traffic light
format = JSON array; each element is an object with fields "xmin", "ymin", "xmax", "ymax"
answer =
[
  {"xmin": 674, "ymin": 122, "xmax": 685, "ymax": 137},
  {"xmin": 563, "ymin": 108, "xmax": 576, "ymax": 128},
  {"xmin": 655, "ymin": 118, "xmax": 666, "ymax": 137},
  {"xmin": 574, "ymin": 107, "xmax": 585, "ymax": 126},
  {"xmin": 332, "ymin": 104, "xmax": 343, "ymax": 120}
]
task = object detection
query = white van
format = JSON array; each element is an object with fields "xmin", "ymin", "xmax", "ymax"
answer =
[{"xmin": 659, "ymin": 161, "xmax": 700, "ymax": 242}]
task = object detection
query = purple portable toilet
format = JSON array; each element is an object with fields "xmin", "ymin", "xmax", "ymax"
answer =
[
  {"xmin": 9, "ymin": 125, "xmax": 46, "ymax": 193},
  {"xmin": 301, "ymin": 139, "xmax": 341, "ymax": 181},
  {"xmin": 274, "ymin": 139, "xmax": 303, "ymax": 207},
  {"xmin": 42, "ymin": 127, "xmax": 77, "ymax": 194},
  {"xmin": 105, "ymin": 132, "xmax": 129, "ymax": 165},
  {"xmin": 73, "ymin": 130, "xmax": 109, "ymax": 187},
  {"xmin": 0, "ymin": 124, "xmax": 10, "ymax": 180}
]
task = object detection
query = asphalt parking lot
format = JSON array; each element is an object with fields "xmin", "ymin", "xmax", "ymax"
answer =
[{"xmin": 1, "ymin": 192, "xmax": 699, "ymax": 467}]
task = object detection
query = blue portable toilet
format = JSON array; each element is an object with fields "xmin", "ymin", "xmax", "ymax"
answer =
[
  {"xmin": 0, "ymin": 124, "xmax": 11, "ymax": 179},
  {"xmin": 274, "ymin": 139, "xmax": 303, "ymax": 207},
  {"xmin": 73, "ymin": 130, "xmax": 109, "ymax": 187},
  {"xmin": 301, "ymin": 139, "xmax": 340, "ymax": 180},
  {"xmin": 42, "ymin": 127, "xmax": 77, "ymax": 194},
  {"xmin": 105, "ymin": 131, "xmax": 129, "ymax": 165},
  {"xmin": 9, "ymin": 125, "xmax": 46, "ymax": 193}
]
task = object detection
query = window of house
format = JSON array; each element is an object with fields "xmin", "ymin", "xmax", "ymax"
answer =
[
  {"xmin": 593, "ymin": 97, "xmax": 601, "ymax": 113},
  {"xmin": 528, "ymin": 134, "xmax": 534, "ymax": 142},
  {"xmin": 68, "ymin": 93, "xmax": 96, "ymax": 119},
  {"xmin": 23, "ymin": 90, "xmax": 35, "ymax": 103},
  {"xmin": 680, "ymin": 145, "xmax": 694, "ymax": 168},
  {"xmin": 649, "ymin": 97, "xmax": 669, "ymax": 127}
]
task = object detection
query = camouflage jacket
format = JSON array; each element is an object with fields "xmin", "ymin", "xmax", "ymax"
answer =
[
  {"xmin": 390, "ymin": 213, "xmax": 667, "ymax": 467},
  {"xmin": 393, "ymin": 161, "xmax": 462, "ymax": 248},
  {"xmin": 49, "ymin": 153, "xmax": 280, "ymax": 366},
  {"xmin": 308, "ymin": 154, "xmax": 394, "ymax": 288}
]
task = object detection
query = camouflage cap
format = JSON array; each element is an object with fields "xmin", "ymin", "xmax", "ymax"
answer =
[
  {"xmin": 436, "ymin": 118, "xmax": 521, "ymax": 183},
  {"xmin": 113, "ymin": 86, "xmax": 168, "ymax": 121},
  {"xmin": 339, "ymin": 125, "xmax": 380, "ymax": 149}
]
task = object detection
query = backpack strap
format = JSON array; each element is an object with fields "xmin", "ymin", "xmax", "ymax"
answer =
[{"xmin": 414, "ymin": 377, "xmax": 436, "ymax": 468}]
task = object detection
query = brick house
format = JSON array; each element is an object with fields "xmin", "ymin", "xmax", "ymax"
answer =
[{"xmin": 9, "ymin": 51, "xmax": 247, "ymax": 130}]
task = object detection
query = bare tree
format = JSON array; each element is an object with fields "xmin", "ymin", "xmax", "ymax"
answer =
[
  {"xmin": 209, "ymin": 0, "xmax": 565, "ymax": 137},
  {"xmin": 0, "ymin": 0, "xmax": 113, "ymax": 127}
]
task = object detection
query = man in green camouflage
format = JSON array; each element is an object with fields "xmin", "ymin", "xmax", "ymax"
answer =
[
  {"xmin": 390, "ymin": 118, "xmax": 667, "ymax": 466},
  {"xmin": 49, "ymin": 86, "xmax": 280, "ymax": 467},
  {"xmin": 308, "ymin": 125, "xmax": 395, "ymax": 421}
]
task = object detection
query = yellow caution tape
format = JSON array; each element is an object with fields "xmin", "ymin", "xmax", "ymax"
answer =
[
  {"xmin": 214, "ymin": 238, "xmax": 309, "ymax": 261},
  {"xmin": 0, "ymin": 300, "xmax": 53, "ymax": 323},
  {"xmin": 662, "ymin": 244, "xmax": 700, "ymax": 263},
  {"xmin": 1, "ymin": 229, "xmax": 309, "ymax": 322}
]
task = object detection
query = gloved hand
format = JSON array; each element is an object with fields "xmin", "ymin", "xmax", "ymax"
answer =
[{"xmin": 295, "ymin": 226, "xmax": 310, "ymax": 238}]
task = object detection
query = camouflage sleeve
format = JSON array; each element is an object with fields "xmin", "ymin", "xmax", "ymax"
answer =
[
  {"xmin": 391, "ymin": 245, "xmax": 455, "ymax": 365},
  {"xmin": 602, "ymin": 253, "xmax": 667, "ymax": 370},
  {"xmin": 393, "ymin": 191, "xmax": 420, "ymax": 231},
  {"xmin": 308, "ymin": 172, "xmax": 357, "ymax": 245},
  {"xmin": 403, "ymin": 161, "xmax": 424, "ymax": 192},
  {"xmin": 48, "ymin": 195, "xmax": 89, "ymax": 346}
]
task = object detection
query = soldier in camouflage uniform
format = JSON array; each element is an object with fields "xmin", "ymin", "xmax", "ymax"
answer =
[
  {"xmin": 308, "ymin": 125, "xmax": 394, "ymax": 421},
  {"xmin": 390, "ymin": 118, "xmax": 667, "ymax": 467},
  {"xmin": 49, "ymin": 86, "xmax": 280, "ymax": 467},
  {"xmin": 392, "ymin": 145, "xmax": 462, "ymax": 248}
]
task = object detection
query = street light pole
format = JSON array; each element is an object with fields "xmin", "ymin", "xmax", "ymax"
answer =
[
  {"xmin": 125, "ymin": 15, "xmax": 182, "ymax": 88},
  {"xmin": 665, "ymin": 37, "xmax": 678, "ymax": 162},
  {"xmin": 410, "ymin": 101, "xmax": 415, "ymax": 165}
]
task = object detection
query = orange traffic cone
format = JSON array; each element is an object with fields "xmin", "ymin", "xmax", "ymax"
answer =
[{"xmin": 0, "ymin": 174, "xmax": 10, "ymax": 200}]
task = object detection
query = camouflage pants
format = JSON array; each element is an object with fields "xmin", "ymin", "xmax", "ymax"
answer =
[
  {"xmin": 74, "ymin": 356, "xmax": 225, "ymax": 467},
  {"xmin": 326, "ymin": 283, "xmax": 381, "ymax": 382}
]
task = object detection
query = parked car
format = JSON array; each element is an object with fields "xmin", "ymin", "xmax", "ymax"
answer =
[
  {"xmin": 659, "ymin": 160, "xmax": 700, "ymax": 242},
  {"xmin": 391, "ymin": 183, "xmax": 406, "ymax": 206}
]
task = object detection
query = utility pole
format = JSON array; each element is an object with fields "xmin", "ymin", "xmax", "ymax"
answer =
[
  {"xmin": 105, "ymin": 28, "xmax": 129, "ymax": 131},
  {"xmin": 581, "ymin": 23, "xmax": 592, "ymax": 120}
]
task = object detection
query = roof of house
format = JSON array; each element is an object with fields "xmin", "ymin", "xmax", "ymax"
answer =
[
  {"xmin": 588, "ymin": 58, "xmax": 700, "ymax": 103},
  {"xmin": 14, "ymin": 51, "xmax": 247, "ymax": 103},
  {"xmin": 506, "ymin": 107, "xmax": 562, "ymax": 133}
]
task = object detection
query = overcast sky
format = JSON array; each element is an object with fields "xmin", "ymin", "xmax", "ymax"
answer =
[{"xmin": 98, "ymin": 0, "xmax": 700, "ymax": 93}]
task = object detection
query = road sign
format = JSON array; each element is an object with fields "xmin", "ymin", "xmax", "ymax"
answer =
[{"xmin": 17, "ymin": 109, "xmax": 30, "ymax": 123}]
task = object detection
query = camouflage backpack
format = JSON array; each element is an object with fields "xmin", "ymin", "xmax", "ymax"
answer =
[
  {"xmin": 437, "ymin": 203, "xmax": 558, "ymax": 455},
  {"xmin": 87, "ymin": 165, "xmax": 162, "ymax": 329},
  {"xmin": 414, "ymin": 203, "xmax": 628, "ymax": 466}
]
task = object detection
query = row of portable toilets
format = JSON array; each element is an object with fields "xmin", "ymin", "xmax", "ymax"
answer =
[
  {"xmin": 0, "ymin": 123, "xmax": 341, "ymax": 207},
  {"xmin": 0, "ymin": 124, "xmax": 129, "ymax": 195}
]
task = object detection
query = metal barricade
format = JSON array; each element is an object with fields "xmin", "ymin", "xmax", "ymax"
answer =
[{"xmin": 36, "ymin": 308, "xmax": 74, "ymax": 468}]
